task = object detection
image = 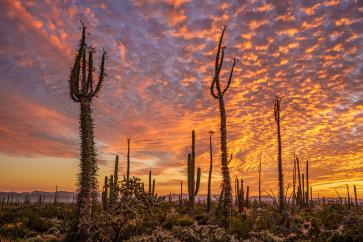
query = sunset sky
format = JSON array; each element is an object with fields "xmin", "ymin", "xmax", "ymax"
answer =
[{"xmin": 0, "ymin": 0, "xmax": 362, "ymax": 198}]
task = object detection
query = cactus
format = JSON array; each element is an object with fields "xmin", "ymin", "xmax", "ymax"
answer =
[
  {"xmin": 235, "ymin": 177, "xmax": 239, "ymax": 207},
  {"xmin": 354, "ymin": 185, "xmax": 358, "ymax": 207},
  {"xmin": 296, "ymin": 156, "xmax": 302, "ymax": 207},
  {"xmin": 54, "ymin": 186, "xmax": 58, "ymax": 204},
  {"xmin": 346, "ymin": 184, "xmax": 351, "ymax": 207},
  {"xmin": 258, "ymin": 154, "xmax": 262, "ymax": 204},
  {"xmin": 273, "ymin": 96, "xmax": 284, "ymax": 211},
  {"xmin": 148, "ymin": 171, "xmax": 152, "ymax": 194},
  {"xmin": 109, "ymin": 175, "xmax": 114, "ymax": 204},
  {"xmin": 207, "ymin": 130, "xmax": 214, "ymax": 212},
  {"xmin": 127, "ymin": 138, "xmax": 131, "ymax": 180},
  {"xmin": 68, "ymin": 24, "xmax": 106, "ymax": 239},
  {"xmin": 302, "ymin": 174, "xmax": 305, "ymax": 206},
  {"xmin": 310, "ymin": 186, "xmax": 313, "ymax": 205},
  {"xmin": 179, "ymin": 181, "xmax": 183, "ymax": 207},
  {"xmin": 306, "ymin": 160, "xmax": 309, "ymax": 205},
  {"xmin": 109, "ymin": 155, "xmax": 119, "ymax": 204},
  {"xmin": 210, "ymin": 26, "xmax": 236, "ymax": 227},
  {"xmin": 245, "ymin": 185, "xmax": 250, "ymax": 208},
  {"xmin": 292, "ymin": 155, "xmax": 296, "ymax": 206},
  {"xmin": 152, "ymin": 179, "xmax": 156, "ymax": 196},
  {"xmin": 187, "ymin": 130, "xmax": 201, "ymax": 209},
  {"xmin": 102, "ymin": 176, "xmax": 109, "ymax": 210}
]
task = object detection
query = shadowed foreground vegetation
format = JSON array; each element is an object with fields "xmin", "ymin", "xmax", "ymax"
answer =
[{"xmin": 1, "ymin": 198, "xmax": 363, "ymax": 241}]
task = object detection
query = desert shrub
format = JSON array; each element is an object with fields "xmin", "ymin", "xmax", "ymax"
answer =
[
  {"xmin": 229, "ymin": 214, "xmax": 252, "ymax": 238},
  {"xmin": 26, "ymin": 215, "xmax": 51, "ymax": 233},
  {"xmin": 318, "ymin": 205, "xmax": 343, "ymax": 230},
  {"xmin": 177, "ymin": 214, "xmax": 194, "ymax": 227}
]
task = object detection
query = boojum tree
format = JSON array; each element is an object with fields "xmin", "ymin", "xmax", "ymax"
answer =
[
  {"xmin": 274, "ymin": 96, "xmax": 284, "ymax": 211},
  {"xmin": 68, "ymin": 24, "xmax": 106, "ymax": 240},
  {"xmin": 210, "ymin": 26, "xmax": 237, "ymax": 227}
]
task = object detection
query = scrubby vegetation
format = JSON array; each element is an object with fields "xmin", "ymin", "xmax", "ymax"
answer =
[{"xmin": 1, "ymin": 199, "xmax": 363, "ymax": 241}]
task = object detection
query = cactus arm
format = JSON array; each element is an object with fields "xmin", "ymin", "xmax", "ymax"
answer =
[
  {"xmin": 91, "ymin": 49, "xmax": 106, "ymax": 97},
  {"xmin": 195, "ymin": 167, "xmax": 201, "ymax": 196}
]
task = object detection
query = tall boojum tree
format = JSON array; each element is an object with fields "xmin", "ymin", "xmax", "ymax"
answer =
[
  {"xmin": 68, "ymin": 24, "xmax": 106, "ymax": 240},
  {"xmin": 210, "ymin": 26, "xmax": 237, "ymax": 227}
]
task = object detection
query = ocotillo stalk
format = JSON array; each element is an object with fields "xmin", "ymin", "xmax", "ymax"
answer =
[
  {"xmin": 68, "ymin": 24, "xmax": 106, "ymax": 240},
  {"xmin": 354, "ymin": 185, "xmax": 358, "ymax": 207},
  {"xmin": 346, "ymin": 184, "xmax": 350, "ymax": 207},
  {"xmin": 127, "ymin": 138, "xmax": 131, "ymax": 180},
  {"xmin": 207, "ymin": 131, "xmax": 214, "ymax": 212},
  {"xmin": 210, "ymin": 26, "xmax": 236, "ymax": 227},
  {"xmin": 274, "ymin": 96, "xmax": 284, "ymax": 211},
  {"xmin": 187, "ymin": 130, "xmax": 201, "ymax": 209},
  {"xmin": 148, "ymin": 171, "xmax": 152, "ymax": 194},
  {"xmin": 258, "ymin": 154, "xmax": 262, "ymax": 204},
  {"xmin": 302, "ymin": 174, "xmax": 305, "ymax": 206},
  {"xmin": 306, "ymin": 160, "xmax": 309, "ymax": 205}
]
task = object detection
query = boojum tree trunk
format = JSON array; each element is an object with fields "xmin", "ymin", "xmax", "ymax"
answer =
[
  {"xmin": 68, "ymin": 24, "xmax": 106, "ymax": 240},
  {"xmin": 274, "ymin": 96, "xmax": 284, "ymax": 211},
  {"xmin": 210, "ymin": 26, "xmax": 237, "ymax": 228}
]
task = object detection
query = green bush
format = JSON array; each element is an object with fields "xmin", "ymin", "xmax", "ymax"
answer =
[{"xmin": 229, "ymin": 214, "xmax": 252, "ymax": 238}]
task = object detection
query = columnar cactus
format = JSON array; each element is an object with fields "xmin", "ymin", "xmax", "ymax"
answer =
[
  {"xmin": 102, "ymin": 176, "xmax": 109, "ymax": 210},
  {"xmin": 179, "ymin": 181, "xmax": 183, "ymax": 207},
  {"xmin": 187, "ymin": 131, "xmax": 201, "ymax": 210},
  {"xmin": 292, "ymin": 155, "xmax": 296, "ymax": 206},
  {"xmin": 245, "ymin": 185, "xmax": 250, "ymax": 208},
  {"xmin": 210, "ymin": 26, "xmax": 236, "ymax": 227},
  {"xmin": 54, "ymin": 186, "xmax": 58, "ymax": 204},
  {"xmin": 109, "ymin": 175, "xmax": 114, "ymax": 204},
  {"xmin": 306, "ymin": 160, "xmax": 309, "ymax": 205},
  {"xmin": 273, "ymin": 96, "xmax": 284, "ymax": 211},
  {"xmin": 296, "ymin": 156, "xmax": 302, "ymax": 207},
  {"xmin": 258, "ymin": 155, "xmax": 262, "ymax": 204},
  {"xmin": 152, "ymin": 179, "xmax": 156, "ymax": 196},
  {"xmin": 109, "ymin": 155, "xmax": 119, "ymax": 204},
  {"xmin": 127, "ymin": 138, "xmax": 131, "ymax": 180},
  {"xmin": 346, "ymin": 184, "xmax": 351, "ymax": 207},
  {"xmin": 302, "ymin": 174, "xmax": 305, "ymax": 205},
  {"xmin": 207, "ymin": 131, "xmax": 214, "ymax": 212},
  {"xmin": 148, "ymin": 170, "xmax": 152, "ymax": 194},
  {"xmin": 68, "ymin": 24, "xmax": 106, "ymax": 240},
  {"xmin": 354, "ymin": 185, "xmax": 358, "ymax": 207}
]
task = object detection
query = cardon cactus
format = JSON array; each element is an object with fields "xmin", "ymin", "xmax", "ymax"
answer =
[
  {"xmin": 187, "ymin": 130, "xmax": 201, "ymax": 209},
  {"xmin": 68, "ymin": 23, "xmax": 106, "ymax": 240}
]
